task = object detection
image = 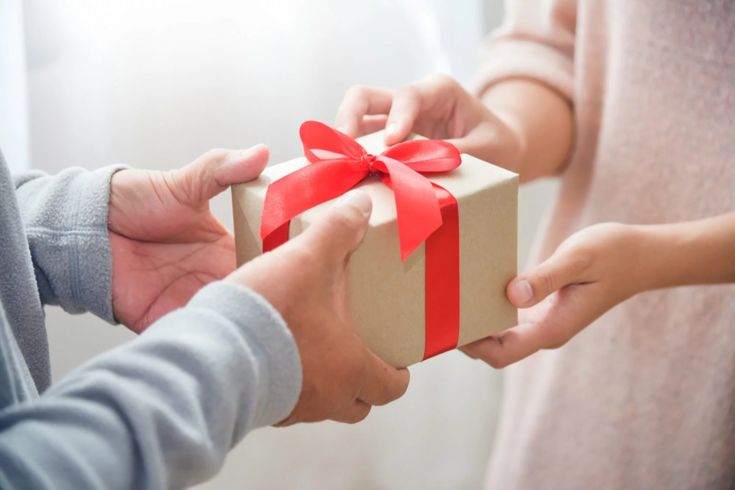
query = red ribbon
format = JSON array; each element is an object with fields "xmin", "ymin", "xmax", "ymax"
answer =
[{"xmin": 260, "ymin": 121, "xmax": 461, "ymax": 360}]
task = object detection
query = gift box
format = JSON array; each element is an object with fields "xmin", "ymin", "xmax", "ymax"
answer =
[{"xmin": 231, "ymin": 122, "xmax": 517, "ymax": 367}]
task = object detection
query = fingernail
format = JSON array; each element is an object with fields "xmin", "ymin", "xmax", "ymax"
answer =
[
  {"xmin": 510, "ymin": 279, "xmax": 533, "ymax": 305},
  {"xmin": 223, "ymin": 144, "xmax": 264, "ymax": 166},
  {"xmin": 337, "ymin": 190, "xmax": 372, "ymax": 217},
  {"xmin": 385, "ymin": 121, "xmax": 399, "ymax": 137}
]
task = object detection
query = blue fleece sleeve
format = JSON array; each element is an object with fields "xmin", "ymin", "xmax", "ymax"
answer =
[{"xmin": 0, "ymin": 282, "xmax": 302, "ymax": 489}]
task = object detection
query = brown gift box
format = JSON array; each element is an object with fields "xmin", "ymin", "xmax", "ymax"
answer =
[{"xmin": 231, "ymin": 130, "xmax": 518, "ymax": 367}]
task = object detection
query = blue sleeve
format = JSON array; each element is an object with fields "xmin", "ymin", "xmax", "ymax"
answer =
[
  {"xmin": 0, "ymin": 282, "xmax": 302, "ymax": 490},
  {"xmin": 13, "ymin": 166, "xmax": 125, "ymax": 323}
]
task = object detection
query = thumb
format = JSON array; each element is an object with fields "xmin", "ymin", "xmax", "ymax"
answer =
[
  {"xmin": 507, "ymin": 247, "xmax": 590, "ymax": 308},
  {"xmin": 300, "ymin": 190, "xmax": 372, "ymax": 261},
  {"xmin": 176, "ymin": 144, "xmax": 270, "ymax": 203}
]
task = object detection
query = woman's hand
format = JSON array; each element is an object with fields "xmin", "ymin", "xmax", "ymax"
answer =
[
  {"xmin": 463, "ymin": 223, "xmax": 656, "ymax": 368},
  {"xmin": 108, "ymin": 146, "xmax": 269, "ymax": 333},
  {"xmin": 335, "ymin": 74, "xmax": 525, "ymax": 169},
  {"xmin": 335, "ymin": 74, "xmax": 574, "ymax": 180}
]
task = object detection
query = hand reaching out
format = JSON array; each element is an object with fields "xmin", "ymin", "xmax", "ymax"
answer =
[{"xmin": 335, "ymin": 74, "xmax": 524, "ymax": 168}]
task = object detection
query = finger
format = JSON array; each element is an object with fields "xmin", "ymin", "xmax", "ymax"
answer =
[
  {"xmin": 461, "ymin": 298, "xmax": 569, "ymax": 369},
  {"xmin": 356, "ymin": 348, "xmax": 410, "ymax": 406},
  {"xmin": 358, "ymin": 115, "xmax": 389, "ymax": 135},
  {"xmin": 331, "ymin": 400, "xmax": 372, "ymax": 424},
  {"xmin": 507, "ymin": 247, "xmax": 591, "ymax": 308},
  {"xmin": 335, "ymin": 86, "xmax": 394, "ymax": 137},
  {"xmin": 464, "ymin": 284, "xmax": 608, "ymax": 368},
  {"xmin": 384, "ymin": 85, "xmax": 422, "ymax": 145},
  {"xmin": 213, "ymin": 144, "xmax": 270, "ymax": 188},
  {"xmin": 299, "ymin": 190, "xmax": 372, "ymax": 261},
  {"xmin": 460, "ymin": 323, "xmax": 549, "ymax": 369},
  {"xmin": 178, "ymin": 145, "xmax": 270, "ymax": 203},
  {"xmin": 384, "ymin": 74, "xmax": 462, "ymax": 145},
  {"xmin": 445, "ymin": 118, "xmax": 520, "ymax": 165}
]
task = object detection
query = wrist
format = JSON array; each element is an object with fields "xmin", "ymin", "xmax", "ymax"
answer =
[
  {"xmin": 641, "ymin": 214, "xmax": 735, "ymax": 289},
  {"xmin": 632, "ymin": 222, "xmax": 704, "ymax": 292},
  {"xmin": 628, "ymin": 224, "xmax": 673, "ymax": 293},
  {"xmin": 107, "ymin": 168, "xmax": 134, "ymax": 235}
]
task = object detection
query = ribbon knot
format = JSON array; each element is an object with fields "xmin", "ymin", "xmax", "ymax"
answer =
[{"xmin": 360, "ymin": 153, "xmax": 380, "ymax": 174}]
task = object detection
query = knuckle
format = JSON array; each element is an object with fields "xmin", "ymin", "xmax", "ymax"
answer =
[
  {"xmin": 356, "ymin": 406, "xmax": 371, "ymax": 423},
  {"xmin": 534, "ymin": 270, "xmax": 556, "ymax": 296},
  {"xmin": 545, "ymin": 336, "xmax": 567, "ymax": 350},
  {"xmin": 486, "ymin": 356, "xmax": 508, "ymax": 369},
  {"xmin": 397, "ymin": 84, "xmax": 419, "ymax": 101},
  {"xmin": 203, "ymin": 148, "xmax": 229, "ymax": 163},
  {"xmin": 543, "ymin": 321, "xmax": 573, "ymax": 350},
  {"xmin": 428, "ymin": 73, "xmax": 457, "ymax": 90},
  {"xmin": 330, "ymin": 207, "xmax": 358, "ymax": 233},
  {"xmin": 557, "ymin": 239, "xmax": 594, "ymax": 274},
  {"xmin": 347, "ymin": 404, "xmax": 371, "ymax": 424},
  {"xmin": 346, "ymin": 84, "xmax": 369, "ymax": 100},
  {"xmin": 573, "ymin": 250, "xmax": 594, "ymax": 276}
]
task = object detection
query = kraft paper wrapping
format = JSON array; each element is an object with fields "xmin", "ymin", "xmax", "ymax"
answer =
[{"xmin": 232, "ymin": 130, "xmax": 518, "ymax": 367}]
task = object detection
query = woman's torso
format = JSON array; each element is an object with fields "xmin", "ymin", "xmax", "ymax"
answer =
[{"xmin": 487, "ymin": 1, "xmax": 735, "ymax": 488}]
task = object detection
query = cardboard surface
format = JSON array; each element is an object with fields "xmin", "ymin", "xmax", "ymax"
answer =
[{"xmin": 232, "ymin": 130, "xmax": 518, "ymax": 367}]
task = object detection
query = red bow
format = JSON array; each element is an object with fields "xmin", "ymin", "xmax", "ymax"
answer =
[
  {"xmin": 260, "ymin": 121, "xmax": 462, "ymax": 360},
  {"xmin": 260, "ymin": 121, "xmax": 461, "ymax": 260}
]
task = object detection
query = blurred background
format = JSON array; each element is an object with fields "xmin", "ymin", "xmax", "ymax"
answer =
[{"xmin": 1, "ymin": 1, "xmax": 557, "ymax": 488}]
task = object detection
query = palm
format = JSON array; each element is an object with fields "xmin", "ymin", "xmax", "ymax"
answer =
[
  {"xmin": 108, "ymin": 147, "xmax": 268, "ymax": 332},
  {"xmin": 110, "ymin": 229, "xmax": 235, "ymax": 333}
]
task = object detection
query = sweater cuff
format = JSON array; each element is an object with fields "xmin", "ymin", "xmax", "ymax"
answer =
[
  {"xmin": 66, "ymin": 165, "xmax": 125, "ymax": 323},
  {"xmin": 187, "ymin": 282, "xmax": 302, "ymax": 428},
  {"xmin": 472, "ymin": 39, "xmax": 574, "ymax": 102},
  {"xmin": 19, "ymin": 165, "xmax": 126, "ymax": 323}
]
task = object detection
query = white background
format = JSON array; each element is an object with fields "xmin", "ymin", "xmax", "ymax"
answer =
[{"xmin": 2, "ymin": 1, "xmax": 557, "ymax": 488}]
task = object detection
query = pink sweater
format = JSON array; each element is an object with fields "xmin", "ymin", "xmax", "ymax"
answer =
[{"xmin": 476, "ymin": 1, "xmax": 735, "ymax": 488}]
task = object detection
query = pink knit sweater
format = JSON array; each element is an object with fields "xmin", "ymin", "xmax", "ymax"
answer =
[{"xmin": 476, "ymin": 1, "xmax": 735, "ymax": 488}]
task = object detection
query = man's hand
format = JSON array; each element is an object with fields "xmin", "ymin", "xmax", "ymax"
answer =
[
  {"xmin": 462, "ymin": 223, "xmax": 653, "ymax": 368},
  {"xmin": 109, "ymin": 146, "xmax": 269, "ymax": 333},
  {"xmin": 335, "ymin": 74, "xmax": 524, "ymax": 169},
  {"xmin": 226, "ymin": 190, "xmax": 410, "ymax": 424}
]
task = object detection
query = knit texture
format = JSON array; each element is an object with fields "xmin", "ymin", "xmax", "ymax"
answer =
[{"xmin": 477, "ymin": 1, "xmax": 735, "ymax": 488}]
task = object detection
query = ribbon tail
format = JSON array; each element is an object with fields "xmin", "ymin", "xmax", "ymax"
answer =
[
  {"xmin": 378, "ymin": 156, "xmax": 443, "ymax": 260},
  {"xmin": 423, "ymin": 183, "xmax": 461, "ymax": 359}
]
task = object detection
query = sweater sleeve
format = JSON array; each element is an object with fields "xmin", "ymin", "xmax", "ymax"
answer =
[
  {"xmin": 473, "ymin": 0, "xmax": 577, "ymax": 101},
  {"xmin": 13, "ymin": 166, "xmax": 125, "ymax": 323},
  {"xmin": 0, "ymin": 281, "xmax": 302, "ymax": 490}
]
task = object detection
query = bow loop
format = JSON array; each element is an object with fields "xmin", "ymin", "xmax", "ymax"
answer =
[
  {"xmin": 380, "ymin": 139, "xmax": 461, "ymax": 173},
  {"xmin": 301, "ymin": 121, "xmax": 366, "ymax": 163}
]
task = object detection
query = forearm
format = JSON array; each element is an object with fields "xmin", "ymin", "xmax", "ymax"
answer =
[
  {"xmin": 481, "ymin": 78, "xmax": 574, "ymax": 183},
  {"xmin": 0, "ymin": 282, "xmax": 301, "ymax": 490},
  {"xmin": 640, "ymin": 212, "xmax": 735, "ymax": 290}
]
